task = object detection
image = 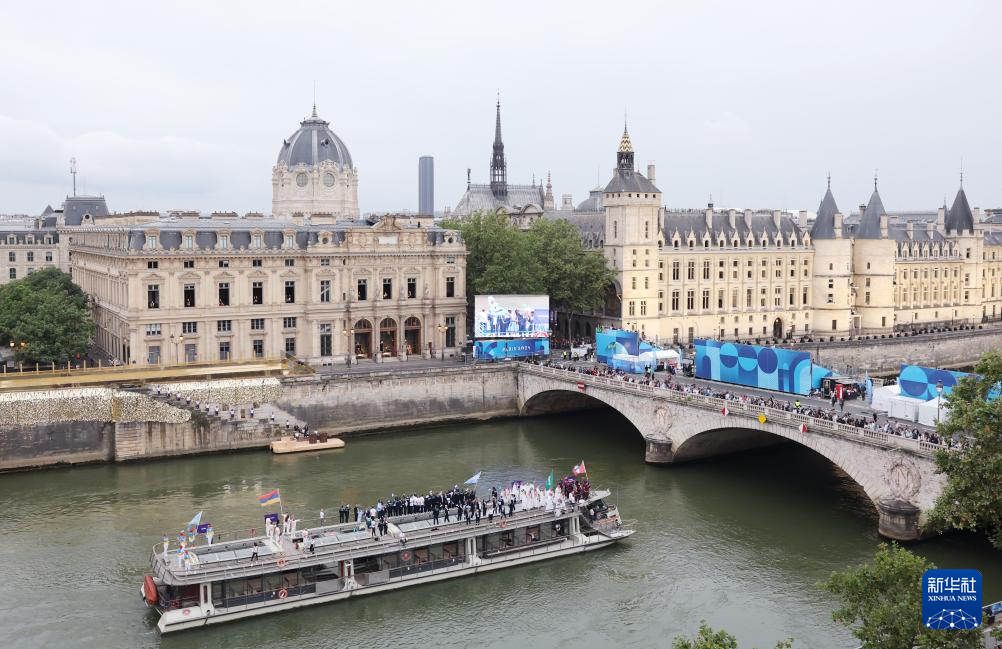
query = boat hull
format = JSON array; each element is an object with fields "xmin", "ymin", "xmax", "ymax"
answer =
[
  {"xmin": 270, "ymin": 436, "xmax": 345, "ymax": 454},
  {"xmin": 157, "ymin": 531, "xmax": 627, "ymax": 633}
]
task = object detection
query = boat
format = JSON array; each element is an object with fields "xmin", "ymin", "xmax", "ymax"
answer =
[
  {"xmin": 142, "ymin": 489, "xmax": 633, "ymax": 633},
  {"xmin": 270, "ymin": 434, "xmax": 345, "ymax": 454}
]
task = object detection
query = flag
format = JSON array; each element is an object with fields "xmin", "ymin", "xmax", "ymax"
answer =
[
  {"xmin": 464, "ymin": 471, "xmax": 481, "ymax": 485},
  {"xmin": 721, "ymin": 406, "xmax": 729, "ymax": 417},
  {"xmin": 572, "ymin": 461, "xmax": 587, "ymax": 476},
  {"xmin": 799, "ymin": 422, "xmax": 808, "ymax": 434},
  {"xmin": 187, "ymin": 511, "xmax": 202, "ymax": 535},
  {"xmin": 545, "ymin": 469, "xmax": 554, "ymax": 490},
  {"xmin": 258, "ymin": 489, "xmax": 281, "ymax": 507}
]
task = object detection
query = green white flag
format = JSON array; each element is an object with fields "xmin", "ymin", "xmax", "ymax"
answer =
[{"xmin": 545, "ymin": 469, "xmax": 554, "ymax": 490}]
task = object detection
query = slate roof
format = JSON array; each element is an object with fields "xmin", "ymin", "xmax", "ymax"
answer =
[
  {"xmin": 810, "ymin": 185, "xmax": 840, "ymax": 239},
  {"xmin": 62, "ymin": 195, "xmax": 110, "ymax": 226},
  {"xmin": 276, "ymin": 107, "xmax": 353, "ymax": 170},
  {"xmin": 603, "ymin": 167, "xmax": 659, "ymax": 194},
  {"xmin": 946, "ymin": 187, "xmax": 975, "ymax": 233},
  {"xmin": 575, "ymin": 187, "xmax": 604, "ymax": 212},
  {"xmin": 451, "ymin": 183, "xmax": 544, "ymax": 217},
  {"xmin": 856, "ymin": 189, "xmax": 886, "ymax": 239},
  {"xmin": 662, "ymin": 209, "xmax": 806, "ymax": 244},
  {"xmin": 984, "ymin": 231, "xmax": 1002, "ymax": 246}
]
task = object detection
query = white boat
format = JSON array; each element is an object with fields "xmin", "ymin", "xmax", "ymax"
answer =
[
  {"xmin": 270, "ymin": 435, "xmax": 345, "ymax": 454},
  {"xmin": 142, "ymin": 489, "xmax": 633, "ymax": 633}
]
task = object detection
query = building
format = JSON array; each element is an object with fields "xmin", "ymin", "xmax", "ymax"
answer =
[
  {"xmin": 450, "ymin": 100, "xmax": 554, "ymax": 228},
  {"xmin": 418, "ymin": 156, "xmax": 434, "ymax": 215},
  {"xmin": 1, "ymin": 107, "xmax": 467, "ymax": 366},
  {"xmin": 272, "ymin": 105, "xmax": 359, "ymax": 220},
  {"xmin": 555, "ymin": 129, "xmax": 1002, "ymax": 344}
]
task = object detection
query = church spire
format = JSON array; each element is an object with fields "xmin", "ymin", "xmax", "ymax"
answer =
[
  {"xmin": 616, "ymin": 121, "xmax": 635, "ymax": 172},
  {"xmin": 490, "ymin": 96, "xmax": 507, "ymax": 200}
]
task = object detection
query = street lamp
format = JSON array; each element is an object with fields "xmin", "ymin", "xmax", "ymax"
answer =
[
  {"xmin": 342, "ymin": 328, "xmax": 355, "ymax": 366},
  {"xmin": 169, "ymin": 333, "xmax": 184, "ymax": 365},
  {"xmin": 935, "ymin": 380, "xmax": 944, "ymax": 424},
  {"xmin": 437, "ymin": 324, "xmax": 447, "ymax": 361}
]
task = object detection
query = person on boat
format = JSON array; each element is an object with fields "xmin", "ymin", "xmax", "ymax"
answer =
[
  {"xmin": 399, "ymin": 531, "xmax": 407, "ymax": 546},
  {"xmin": 319, "ymin": 509, "xmax": 325, "ymax": 526}
]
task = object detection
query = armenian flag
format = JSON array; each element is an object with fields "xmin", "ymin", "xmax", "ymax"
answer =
[{"xmin": 258, "ymin": 489, "xmax": 281, "ymax": 507}]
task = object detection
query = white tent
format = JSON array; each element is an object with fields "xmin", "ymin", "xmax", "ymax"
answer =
[
  {"xmin": 871, "ymin": 384, "xmax": 921, "ymax": 422},
  {"xmin": 639, "ymin": 349, "xmax": 680, "ymax": 368},
  {"xmin": 871, "ymin": 384, "xmax": 901, "ymax": 413},
  {"xmin": 918, "ymin": 396, "xmax": 950, "ymax": 427}
]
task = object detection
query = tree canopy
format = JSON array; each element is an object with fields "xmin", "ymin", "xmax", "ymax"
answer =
[
  {"xmin": 671, "ymin": 621, "xmax": 793, "ymax": 649},
  {"xmin": 926, "ymin": 350, "xmax": 1002, "ymax": 546},
  {"xmin": 0, "ymin": 267, "xmax": 94, "ymax": 364},
  {"xmin": 442, "ymin": 211, "xmax": 614, "ymax": 316},
  {"xmin": 821, "ymin": 544, "xmax": 983, "ymax": 649}
]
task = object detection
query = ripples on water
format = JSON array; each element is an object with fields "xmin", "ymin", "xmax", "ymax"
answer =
[{"xmin": 2, "ymin": 410, "xmax": 1001, "ymax": 649}]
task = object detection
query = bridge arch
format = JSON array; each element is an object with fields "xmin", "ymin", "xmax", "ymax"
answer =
[{"xmin": 520, "ymin": 388, "xmax": 647, "ymax": 443}]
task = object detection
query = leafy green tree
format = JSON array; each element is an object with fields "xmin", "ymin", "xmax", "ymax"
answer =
[
  {"xmin": 821, "ymin": 544, "xmax": 983, "ymax": 649},
  {"xmin": 0, "ymin": 267, "xmax": 94, "ymax": 364},
  {"xmin": 927, "ymin": 350, "xmax": 1002, "ymax": 546},
  {"xmin": 527, "ymin": 217, "xmax": 615, "ymax": 316},
  {"xmin": 671, "ymin": 621, "xmax": 793, "ymax": 649}
]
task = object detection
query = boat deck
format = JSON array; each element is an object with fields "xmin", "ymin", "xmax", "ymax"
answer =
[{"xmin": 153, "ymin": 491, "xmax": 610, "ymax": 586}]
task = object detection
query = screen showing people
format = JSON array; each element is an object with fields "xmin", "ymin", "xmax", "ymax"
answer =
[{"xmin": 474, "ymin": 295, "xmax": 550, "ymax": 339}]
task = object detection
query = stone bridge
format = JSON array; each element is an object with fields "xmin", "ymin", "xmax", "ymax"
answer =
[{"xmin": 516, "ymin": 363, "xmax": 946, "ymax": 541}]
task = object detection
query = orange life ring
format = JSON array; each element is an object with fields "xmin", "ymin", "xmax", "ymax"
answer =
[
  {"xmin": 401, "ymin": 550, "xmax": 411, "ymax": 562},
  {"xmin": 276, "ymin": 558, "xmax": 287, "ymax": 568},
  {"xmin": 143, "ymin": 575, "xmax": 158, "ymax": 605},
  {"xmin": 182, "ymin": 608, "xmax": 191, "ymax": 617},
  {"xmin": 499, "ymin": 519, "xmax": 507, "ymax": 529},
  {"xmin": 277, "ymin": 588, "xmax": 288, "ymax": 599}
]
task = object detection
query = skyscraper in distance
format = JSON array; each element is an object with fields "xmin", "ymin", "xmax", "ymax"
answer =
[{"xmin": 419, "ymin": 156, "xmax": 434, "ymax": 215}]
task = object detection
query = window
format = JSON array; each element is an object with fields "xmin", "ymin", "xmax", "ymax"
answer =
[
  {"xmin": 183, "ymin": 259, "xmax": 195, "ymax": 268},
  {"xmin": 184, "ymin": 235, "xmax": 193, "ymax": 250},
  {"xmin": 640, "ymin": 300, "xmax": 647, "ymax": 315},
  {"xmin": 702, "ymin": 260, "xmax": 710, "ymax": 280},
  {"xmin": 671, "ymin": 261, "xmax": 680, "ymax": 281},
  {"xmin": 686, "ymin": 290, "xmax": 695, "ymax": 310},
  {"xmin": 182, "ymin": 321, "xmax": 198, "ymax": 334},
  {"xmin": 644, "ymin": 221, "xmax": 649, "ymax": 239},
  {"xmin": 631, "ymin": 277, "xmax": 637, "ymax": 290},
  {"xmin": 252, "ymin": 339, "xmax": 264, "ymax": 358},
  {"xmin": 445, "ymin": 316, "xmax": 456, "ymax": 347},
  {"xmin": 218, "ymin": 341, "xmax": 231, "ymax": 361},
  {"xmin": 701, "ymin": 290, "xmax": 710, "ymax": 309},
  {"xmin": 382, "ymin": 278, "xmax": 393, "ymax": 299},
  {"xmin": 628, "ymin": 301, "xmax": 635, "ymax": 316},
  {"xmin": 285, "ymin": 235, "xmax": 294, "ymax": 248},
  {"xmin": 320, "ymin": 279, "xmax": 331, "ymax": 303},
  {"xmin": 219, "ymin": 235, "xmax": 229, "ymax": 250},
  {"xmin": 865, "ymin": 291, "xmax": 871, "ymax": 305},
  {"xmin": 253, "ymin": 235, "xmax": 262, "ymax": 249},
  {"xmin": 407, "ymin": 277, "xmax": 417, "ymax": 299},
  {"xmin": 283, "ymin": 317, "xmax": 297, "ymax": 329},
  {"xmin": 250, "ymin": 318, "xmax": 265, "ymax": 331},
  {"xmin": 26, "ymin": 252, "xmax": 34, "ymax": 262},
  {"xmin": 802, "ymin": 288, "xmax": 809, "ymax": 305},
  {"xmin": 217, "ymin": 320, "xmax": 232, "ymax": 333},
  {"xmin": 252, "ymin": 259, "xmax": 262, "ymax": 268},
  {"xmin": 644, "ymin": 277, "xmax": 649, "ymax": 290},
  {"xmin": 284, "ymin": 258, "xmax": 295, "ymax": 267},
  {"xmin": 320, "ymin": 257, "xmax": 331, "ymax": 267},
  {"xmin": 8, "ymin": 251, "xmax": 15, "ymax": 262},
  {"xmin": 147, "ymin": 284, "xmax": 160, "ymax": 309},
  {"xmin": 687, "ymin": 261, "xmax": 695, "ymax": 280},
  {"xmin": 145, "ymin": 323, "xmax": 162, "ymax": 336},
  {"xmin": 284, "ymin": 280, "xmax": 296, "ymax": 303},
  {"xmin": 671, "ymin": 290, "xmax": 680, "ymax": 311},
  {"xmin": 832, "ymin": 319, "xmax": 838, "ymax": 331},
  {"xmin": 146, "ymin": 235, "xmax": 157, "ymax": 248},
  {"xmin": 357, "ymin": 278, "xmax": 367, "ymax": 301},
  {"xmin": 319, "ymin": 323, "xmax": 332, "ymax": 356},
  {"xmin": 717, "ymin": 290, "xmax": 724, "ymax": 309},
  {"xmin": 183, "ymin": 284, "xmax": 196, "ymax": 307},
  {"xmin": 827, "ymin": 279, "xmax": 834, "ymax": 289},
  {"xmin": 145, "ymin": 259, "xmax": 156, "ymax": 269},
  {"xmin": 218, "ymin": 282, "xmax": 230, "ymax": 306},
  {"xmin": 745, "ymin": 288, "xmax": 752, "ymax": 307},
  {"xmin": 252, "ymin": 281, "xmax": 263, "ymax": 304},
  {"xmin": 147, "ymin": 346, "xmax": 161, "ymax": 365},
  {"xmin": 285, "ymin": 337, "xmax": 296, "ymax": 355},
  {"xmin": 446, "ymin": 277, "xmax": 455, "ymax": 298},
  {"xmin": 8, "ymin": 268, "xmax": 14, "ymax": 280},
  {"xmin": 218, "ymin": 259, "xmax": 229, "ymax": 268},
  {"xmin": 613, "ymin": 221, "xmax": 618, "ymax": 238}
]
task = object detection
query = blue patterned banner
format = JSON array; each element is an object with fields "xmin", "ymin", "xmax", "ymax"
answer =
[
  {"xmin": 898, "ymin": 364, "xmax": 969, "ymax": 401},
  {"xmin": 695, "ymin": 339, "xmax": 813, "ymax": 396},
  {"xmin": 473, "ymin": 338, "xmax": 549, "ymax": 360}
]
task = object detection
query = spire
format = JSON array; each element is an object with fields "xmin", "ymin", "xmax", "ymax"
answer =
[
  {"xmin": 618, "ymin": 121, "xmax": 634, "ymax": 153},
  {"xmin": 827, "ymin": 171, "xmax": 831, "ymax": 190},
  {"xmin": 946, "ymin": 184, "xmax": 974, "ymax": 234},
  {"xmin": 811, "ymin": 174, "xmax": 840, "ymax": 239},
  {"xmin": 857, "ymin": 181, "xmax": 886, "ymax": 239},
  {"xmin": 616, "ymin": 121, "xmax": 635, "ymax": 172},
  {"xmin": 490, "ymin": 96, "xmax": 507, "ymax": 200}
]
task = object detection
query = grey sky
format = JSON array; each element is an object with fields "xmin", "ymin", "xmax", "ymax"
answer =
[{"xmin": 1, "ymin": 1, "xmax": 999, "ymax": 216}]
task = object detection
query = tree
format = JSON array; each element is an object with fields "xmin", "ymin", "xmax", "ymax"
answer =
[
  {"xmin": 527, "ymin": 217, "xmax": 615, "ymax": 315},
  {"xmin": 821, "ymin": 544, "xmax": 983, "ymax": 649},
  {"xmin": 926, "ymin": 350, "xmax": 1002, "ymax": 546},
  {"xmin": 0, "ymin": 267, "xmax": 94, "ymax": 364},
  {"xmin": 671, "ymin": 621, "xmax": 793, "ymax": 649}
]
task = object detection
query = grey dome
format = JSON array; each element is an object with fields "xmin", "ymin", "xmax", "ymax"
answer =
[
  {"xmin": 276, "ymin": 107, "xmax": 353, "ymax": 170},
  {"xmin": 576, "ymin": 187, "xmax": 604, "ymax": 212}
]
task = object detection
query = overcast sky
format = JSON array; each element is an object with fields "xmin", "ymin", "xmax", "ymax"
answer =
[{"xmin": 1, "ymin": 1, "xmax": 999, "ymax": 217}]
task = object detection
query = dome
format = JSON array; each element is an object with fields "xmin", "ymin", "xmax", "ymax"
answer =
[
  {"xmin": 276, "ymin": 107, "xmax": 353, "ymax": 170},
  {"xmin": 576, "ymin": 187, "xmax": 604, "ymax": 212}
]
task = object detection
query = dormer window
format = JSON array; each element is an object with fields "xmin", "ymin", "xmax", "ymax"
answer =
[
  {"xmin": 184, "ymin": 234, "xmax": 193, "ymax": 249},
  {"xmin": 285, "ymin": 234, "xmax": 295, "ymax": 248},
  {"xmin": 253, "ymin": 234, "xmax": 262, "ymax": 249},
  {"xmin": 219, "ymin": 235, "xmax": 229, "ymax": 250},
  {"xmin": 146, "ymin": 235, "xmax": 158, "ymax": 249}
]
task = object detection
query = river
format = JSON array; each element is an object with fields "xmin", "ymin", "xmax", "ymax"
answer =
[{"xmin": 2, "ymin": 410, "xmax": 1000, "ymax": 649}]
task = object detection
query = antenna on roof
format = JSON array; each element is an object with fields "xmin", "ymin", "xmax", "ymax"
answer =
[
  {"xmin": 312, "ymin": 81, "xmax": 318, "ymax": 118},
  {"xmin": 873, "ymin": 168, "xmax": 878, "ymax": 191},
  {"xmin": 960, "ymin": 157, "xmax": 964, "ymax": 188},
  {"xmin": 70, "ymin": 157, "xmax": 77, "ymax": 197},
  {"xmin": 827, "ymin": 171, "xmax": 831, "ymax": 190}
]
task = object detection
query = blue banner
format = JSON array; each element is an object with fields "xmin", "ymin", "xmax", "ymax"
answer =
[
  {"xmin": 473, "ymin": 338, "xmax": 549, "ymax": 360},
  {"xmin": 898, "ymin": 364, "xmax": 969, "ymax": 401},
  {"xmin": 595, "ymin": 329, "xmax": 639, "ymax": 364},
  {"xmin": 695, "ymin": 339, "xmax": 812, "ymax": 396}
]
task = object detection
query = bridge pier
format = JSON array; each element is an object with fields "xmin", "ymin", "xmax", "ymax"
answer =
[
  {"xmin": 644, "ymin": 439, "xmax": 675, "ymax": 464},
  {"xmin": 876, "ymin": 498, "xmax": 925, "ymax": 542}
]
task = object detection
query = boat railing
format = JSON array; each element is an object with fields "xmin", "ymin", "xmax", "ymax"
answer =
[
  {"xmin": 518, "ymin": 363, "xmax": 946, "ymax": 457},
  {"xmin": 154, "ymin": 504, "xmax": 582, "ymax": 584}
]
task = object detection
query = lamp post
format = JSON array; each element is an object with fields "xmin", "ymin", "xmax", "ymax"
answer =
[
  {"xmin": 342, "ymin": 328, "xmax": 355, "ymax": 366},
  {"xmin": 935, "ymin": 380, "xmax": 944, "ymax": 424},
  {"xmin": 437, "ymin": 324, "xmax": 447, "ymax": 361}
]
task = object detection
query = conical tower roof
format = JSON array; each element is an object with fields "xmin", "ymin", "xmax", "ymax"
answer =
[
  {"xmin": 946, "ymin": 186, "xmax": 974, "ymax": 234},
  {"xmin": 856, "ymin": 185, "xmax": 886, "ymax": 239},
  {"xmin": 810, "ymin": 176, "xmax": 840, "ymax": 239}
]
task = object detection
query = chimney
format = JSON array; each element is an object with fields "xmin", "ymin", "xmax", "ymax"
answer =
[
  {"xmin": 937, "ymin": 205, "xmax": 947, "ymax": 228},
  {"xmin": 834, "ymin": 212, "xmax": 843, "ymax": 239},
  {"xmin": 906, "ymin": 220, "xmax": 914, "ymax": 238},
  {"xmin": 926, "ymin": 220, "xmax": 935, "ymax": 238},
  {"xmin": 647, "ymin": 162, "xmax": 656, "ymax": 184},
  {"xmin": 743, "ymin": 209, "xmax": 753, "ymax": 230},
  {"xmin": 798, "ymin": 210, "xmax": 808, "ymax": 228},
  {"xmin": 561, "ymin": 194, "xmax": 573, "ymax": 210},
  {"xmin": 879, "ymin": 214, "xmax": 888, "ymax": 237},
  {"xmin": 859, "ymin": 203, "xmax": 866, "ymax": 216},
  {"xmin": 772, "ymin": 210, "xmax": 782, "ymax": 230},
  {"xmin": 705, "ymin": 206, "xmax": 713, "ymax": 230},
  {"xmin": 728, "ymin": 209, "xmax": 736, "ymax": 229}
]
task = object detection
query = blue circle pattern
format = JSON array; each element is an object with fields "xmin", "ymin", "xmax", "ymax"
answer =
[{"xmin": 757, "ymin": 348, "xmax": 778, "ymax": 374}]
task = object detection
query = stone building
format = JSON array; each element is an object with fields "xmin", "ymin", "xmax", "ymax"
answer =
[{"xmin": 556, "ymin": 129, "xmax": 1002, "ymax": 344}]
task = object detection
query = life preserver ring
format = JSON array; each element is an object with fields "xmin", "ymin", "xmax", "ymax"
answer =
[
  {"xmin": 276, "ymin": 558, "xmax": 287, "ymax": 568},
  {"xmin": 401, "ymin": 550, "xmax": 411, "ymax": 562},
  {"xmin": 182, "ymin": 608, "xmax": 191, "ymax": 617},
  {"xmin": 499, "ymin": 519, "xmax": 507, "ymax": 529},
  {"xmin": 143, "ymin": 575, "xmax": 158, "ymax": 605},
  {"xmin": 277, "ymin": 588, "xmax": 288, "ymax": 599}
]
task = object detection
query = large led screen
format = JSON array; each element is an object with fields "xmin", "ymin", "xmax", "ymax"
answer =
[
  {"xmin": 595, "ymin": 329, "xmax": 640, "ymax": 364},
  {"xmin": 695, "ymin": 339, "xmax": 813, "ymax": 396},
  {"xmin": 474, "ymin": 295, "xmax": 550, "ymax": 339}
]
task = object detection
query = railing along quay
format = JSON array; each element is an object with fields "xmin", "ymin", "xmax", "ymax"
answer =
[{"xmin": 517, "ymin": 363, "xmax": 944, "ymax": 458}]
